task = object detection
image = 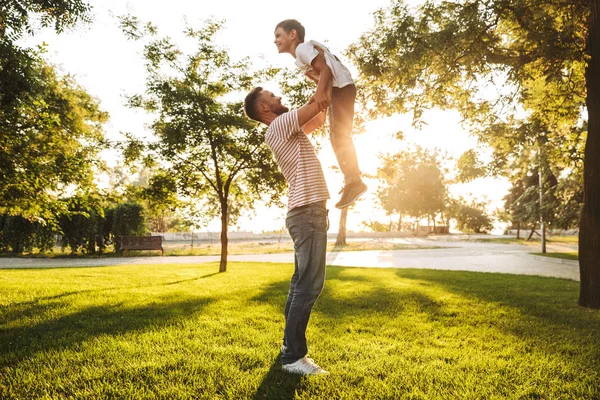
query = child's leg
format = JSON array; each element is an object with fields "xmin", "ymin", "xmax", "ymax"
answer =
[
  {"xmin": 329, "ymin": 84, "xmax": 361, "ymax": 184},
  {"xmin": 329, "ymin": 84, "xmax": 367, "ymax": 209}
]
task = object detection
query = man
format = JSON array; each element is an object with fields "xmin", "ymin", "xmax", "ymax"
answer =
[{"xmin": 244, "ymin": 86, "xmax": 330, "ymax": 375}]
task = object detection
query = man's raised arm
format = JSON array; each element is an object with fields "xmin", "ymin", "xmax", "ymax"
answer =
[
  {"xmin": 302, "ymin": 110, "xmax": 326, "ymax": 135},
  {"xmin": 297, "ymin": 99, "xmax": 324, "ymax": 128}
]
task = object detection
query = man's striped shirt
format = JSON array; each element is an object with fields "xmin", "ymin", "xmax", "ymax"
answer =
[{"xmin": 265, "ymin": 110, "xmax": 330, "ymax": 210}]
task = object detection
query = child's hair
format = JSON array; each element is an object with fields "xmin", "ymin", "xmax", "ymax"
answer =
[{"xmin": 275, "ymin": 19, "xmax": 305, "ymax": 42}]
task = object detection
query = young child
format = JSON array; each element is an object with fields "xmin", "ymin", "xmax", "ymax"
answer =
[{"xmin": 274, "ymin": 19, "xmax": 367, "ymax": 209}]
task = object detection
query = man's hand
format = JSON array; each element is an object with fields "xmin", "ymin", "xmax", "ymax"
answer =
[{"xmin": 310, "ymin": 88, "xmax": 331, "ymax": 112}]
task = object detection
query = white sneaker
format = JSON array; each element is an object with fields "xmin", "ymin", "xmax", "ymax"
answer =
[
  {"xmin": 282, "ymin": 356, "xmax": 329, "ymax": 375},
  {"xmin": 281, "ymin": 344, "xmax": 287, "ymax": 354}
]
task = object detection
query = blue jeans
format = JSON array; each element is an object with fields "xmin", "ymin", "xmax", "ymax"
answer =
[{"xmin": 281, "ymin": 201, "xmax": 328, "ymax": 364}]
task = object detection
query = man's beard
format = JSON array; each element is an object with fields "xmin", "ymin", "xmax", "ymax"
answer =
[{"xmin": 274, "ymin": 104, "xmax": 290, "ymax": 115}]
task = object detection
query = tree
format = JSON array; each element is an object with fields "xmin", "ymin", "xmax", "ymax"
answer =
[
  {"xmin": 376, "ymin": 146, "xmax": 447, "ymax": 233},
  {"xmin": 0, "ymin": 56, "xmax": 108, "ymax": 223},
  {"xmin": 139, "ymin": 170, "xmax": 181, "ymax": 232},
  {"xmin": 449, "ymin": 197, "xmax": 494, "ymax": 234},
  {"xmin": 456, "ymin": 149, "xmax": 488, "ymax": 183},
  {"xmin": 1, "ymin": 0, "xmax": 105, "ymax": 224},
  {"xmin": 112, "ymin": 202, "xmax": 146, "ymax": 235},
  {"xmin": 349, "ymin": 0, "xmax": 600, "ymax": 308},
  {"xmin": 1, "ymin": 0, "xmax": 91, "ymax": 107},
  {"xmin": 121, "ymin": 18, "xmax": 286, "ymax": 272},
  {"xmin": 501, "ymin": 175, "xmax": 527, "ymax": 238},
  {"xmin": 59, "ymin": 193, "xmax": 106, "ymax": 254},
  {"xmin": 0, "ymin": 215, "xmax": 55, "ymax": 254},
  {"xmin": 0, "ymin": 1, "xmax": 91, "ymax": 39}
]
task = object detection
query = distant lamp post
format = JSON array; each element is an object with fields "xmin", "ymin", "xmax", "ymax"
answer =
[{"xmin": 538, "ymin": 137, "xmax": 547, "ymax": 254}]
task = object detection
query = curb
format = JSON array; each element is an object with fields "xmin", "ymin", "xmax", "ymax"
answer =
[{"xmin": 528, "ymin": 254, "xmax": 579, "ymax": 266}]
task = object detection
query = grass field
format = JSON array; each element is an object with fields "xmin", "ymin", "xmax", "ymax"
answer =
[
  {"xmin": 533, "ymin": 252, "xmax": 579, "ymax": 261},
  {"xmin": 1, "ymin": 262, "xmax": 599, "ymax": 399},
  {"xmin": 469, "ymin": 236, "xmax": 579, "ymax": 245},
  {"xmin": 0, "ymin": 240, "xmax": 443, "ymax": 258},
  {"xmin": 165, "ymin": 241, "xmax": 443, "ymax": 256}
]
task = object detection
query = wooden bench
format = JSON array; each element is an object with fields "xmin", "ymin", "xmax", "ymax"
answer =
[{"xmin": 120, "ymin": 236, "xmax": 164, "ymax": 256}]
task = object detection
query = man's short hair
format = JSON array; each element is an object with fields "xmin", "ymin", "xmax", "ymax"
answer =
[
  {"xmin": 244, "ymin": 86, "xmax": 264, "ymax": 122},
  {"xmin": 275, "ymin": 19, "xmax": 305, "ymax": 42}
]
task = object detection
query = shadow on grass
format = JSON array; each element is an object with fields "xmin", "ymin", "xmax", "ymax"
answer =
[
  {"xmin": 164, "ymin": 272, "xmax": 221, "ymax": 286},
  {"xmin": 0, "ymin": 296, "xmax": 215, "ymax": 368},
  {"xmin": 249, "ymin": 266, "xmax": 447, "ymax": 322},
  {"xmin": 251, "ymin": 264, "xmax": 599, "ymax": 346},
  {"xmin": 395, "ymin": 269, "xmax": 593, "ymax": 320},
  {"xmin": 250, "ymin": 266, "xmax": 382, "ymax": 305},
  {"xmin": 393, "ymin": 268, "xmax": 600, "ymax": 350},
  {"xmin": 252, "ymin": 354, "xmax": 302, "ymax": 400},
  {"xmin": 0, "ymin": 272, "xmax": 220, "ymax": 327}
]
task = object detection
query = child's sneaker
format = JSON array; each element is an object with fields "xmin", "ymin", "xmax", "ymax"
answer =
[{"xmin": 335, "ymin": 181, "xmax": 368, "ymax": 209}]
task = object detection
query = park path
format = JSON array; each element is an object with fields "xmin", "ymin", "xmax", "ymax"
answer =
[{"xmin": 0, "ymin": 237, "xmax": 579, "ymax": 281}]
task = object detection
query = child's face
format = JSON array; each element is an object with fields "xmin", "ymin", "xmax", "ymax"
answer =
[{"xmin": 274, "ymin": 27, "xmax": 295, "ymax": 54}]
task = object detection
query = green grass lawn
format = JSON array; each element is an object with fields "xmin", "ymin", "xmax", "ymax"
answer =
[
  {"xmin": 165, "ymin": 241, "xmax": 443, "ymax": 256},
  {"xmin": 469, "ymin": 236, "xmax": 579, "ymax": 245},
  {"xmin": 468, "ymin": 238, "xmax": 526, "ymax": 244},
  {"xmin": 533, "ymin": 252, "xmax": 579, "ymax": 261},
  {"xmin": 547, "ymin": 236, "xmax": 579, "ymax": 244},
  {"xmin": 1, "ymin": 240, "xmax": 443, "ymax": 258},
  {"xmin": 1, "ymin": 263, "xmax": 599, "ymax": 399}
]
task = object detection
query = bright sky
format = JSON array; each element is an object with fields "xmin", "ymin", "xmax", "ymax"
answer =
[{"xmin": 27, "ymin": 0, "xmax": 510, "ymax": 234}]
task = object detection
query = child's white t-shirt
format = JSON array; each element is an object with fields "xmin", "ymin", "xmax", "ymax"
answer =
[{"xmin": 294, "ymin": 40, "xmax": 354, "ymax": 88}]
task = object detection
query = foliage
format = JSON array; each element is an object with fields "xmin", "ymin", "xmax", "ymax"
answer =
[
  {"xmin": 347, "ymin": 0, "xmax": 587, "ymax": 176},
  {"xmin": 348, "ymin": 0, "xmax": 587, "ymax": 150},
  {"xmin": 120, "ymin": 17, "xmax": 286, "ymax": 271},
  {"xmin": 376, "ymin": 146, "xmax": 448, "ymax": 227},
  {"xmin": 0, "ymin": 1, "xmax": 103, "ymax": 224},
  {"xmin": 348, "ymin": 0, "xmax": 600, "ymax": 307},
  {"xmin": 455, "ymin": 149, "xmax": 488, "ymax": 183},
  {"xmin": 0, "ymin": 54, "xmax": 108, "ymax": 224},
  {"xmin": 0, "ymin": 215, "xmax": 55, "ymax": 254},
  {"xmin": 553, "ymin": 169, "xmax": 584, "ymax": 230},
  {"xmin": 111, "ymin": 202, "xmax": 146, "ymax": 251},
  {"xmin": 0, "ymin": 0, "xmax": 91, "ymax": 40},
  {"xmin": 502, "ymin": 156, "xmax": 580, "ymax": 232},
  {"xmin": 361, "ymin": 219, "xmax": 392, "ymax": 232},
  {"xmin": 449, "ymin": 197, "xmax": 494, "ymax": 234},
  {"xmin": 139, "ymin": 170, "xmax": 181, "ymax": 232},
  {"xmin": 58, "ymin": 194, "xmax": 107, "ymax": 254}
]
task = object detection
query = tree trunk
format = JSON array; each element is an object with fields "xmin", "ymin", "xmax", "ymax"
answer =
[
  {"xmin": 398, "ymin": 213, "xmax": 402, "ymax": 232},
  {"xmin": 219, "ymin": 200, "xmax": 228, "ymax": 273},
  {"xmin": 516, "ymin": 221, "xmax": 520, "ymax": 239},
  {"xmin": 335, "ymin": 208, "xmax": 348, "ymax": 246},
  {"xmin": 527, "ymin": 224, "xmax": 536, "ymax": 241},
  {"xmin": 580, "ymin": 0, "xmax": 600, "ymax": 308}
]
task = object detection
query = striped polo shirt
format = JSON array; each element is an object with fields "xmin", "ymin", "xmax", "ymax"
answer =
[{"xmin": 265, "ymin": 109, "xmax": 330, "ymax": 210}]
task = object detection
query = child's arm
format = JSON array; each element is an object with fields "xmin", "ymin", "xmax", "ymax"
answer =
[
  {"xmin": 302, "ymin": 110, "xmax": 327, "ymax": 135},
  {"xmin": 309, "ymin": 48, "xmax": 333, "ymax": 110}
]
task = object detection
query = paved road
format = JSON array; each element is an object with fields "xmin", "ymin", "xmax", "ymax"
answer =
[{"xmin": 0, "ymin": 237, "xmax": 579, "ymax": 281}]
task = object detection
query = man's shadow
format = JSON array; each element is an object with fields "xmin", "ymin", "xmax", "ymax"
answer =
[{"xmin": 252, "ymin": 354, "xmax": 302, "ymax": 400}]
